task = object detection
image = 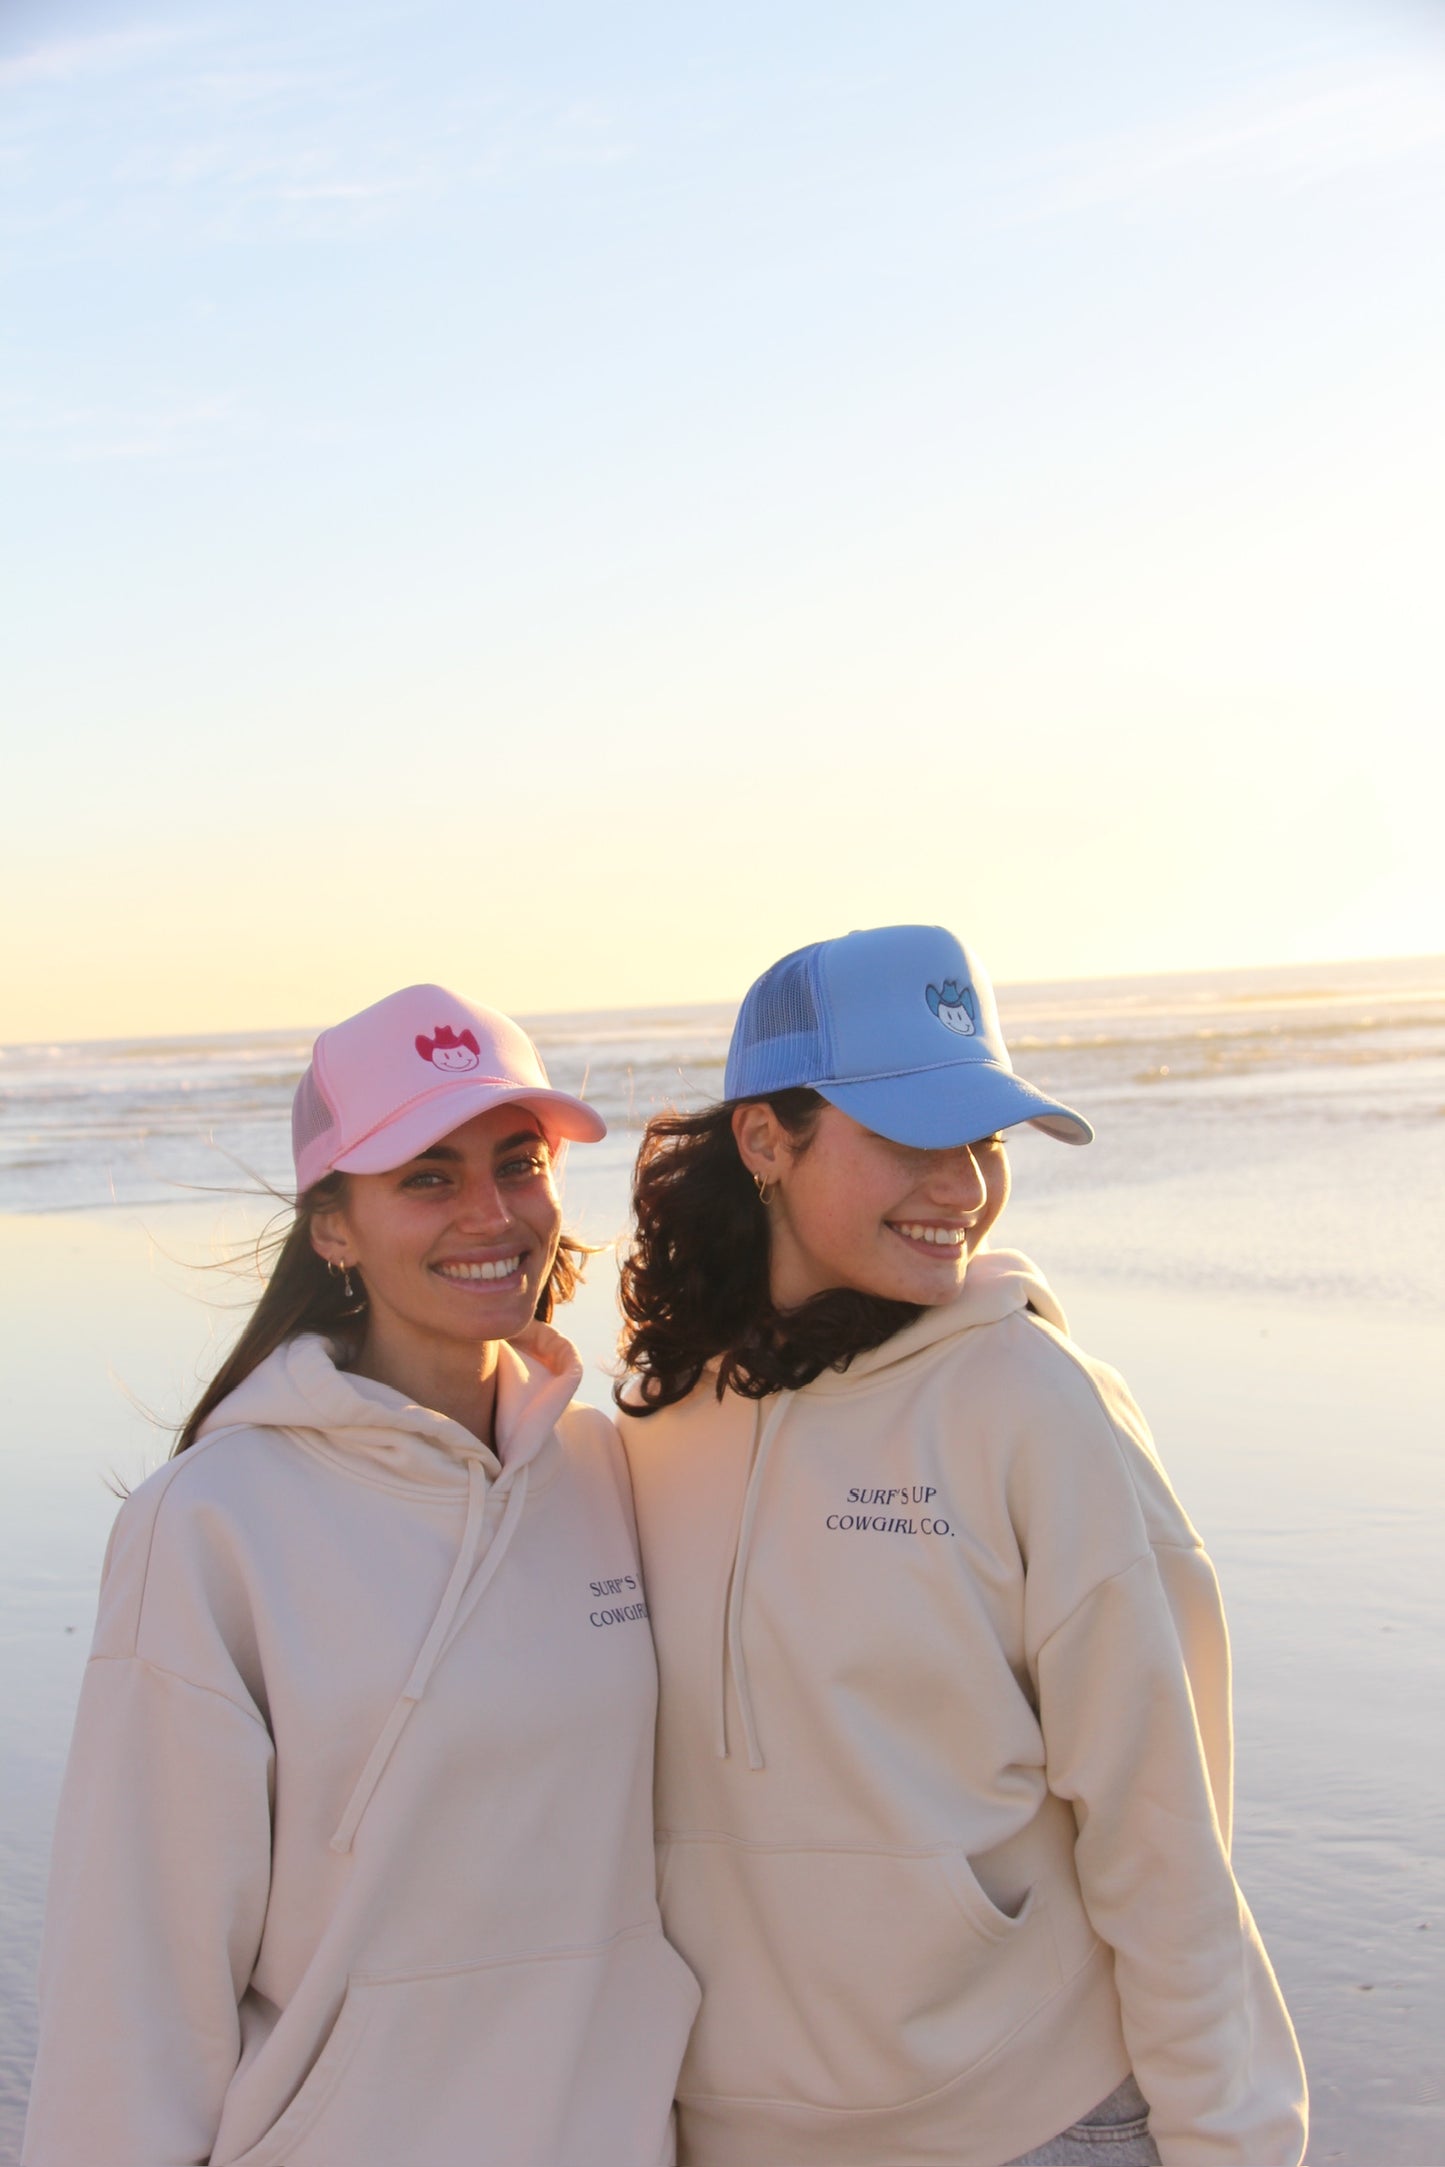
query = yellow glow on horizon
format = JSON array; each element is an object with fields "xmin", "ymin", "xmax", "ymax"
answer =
[{"xmin": 5, "ymin": 791, "xmax": 1441, "ymax": 1044}]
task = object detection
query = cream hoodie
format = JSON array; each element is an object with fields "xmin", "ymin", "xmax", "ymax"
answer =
[
  {"xmin": 620, "ymin": 1251, "xmax": 1306, "ymax": 2167},
  {"xmin": 24, "ymin": 1325, "xmax": 699, "ymax": 2167}
]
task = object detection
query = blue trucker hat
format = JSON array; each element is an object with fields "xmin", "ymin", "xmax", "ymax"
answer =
[{"xmin": 723, "ymin": 925, "xmax": 1093, "ymax": 1148}]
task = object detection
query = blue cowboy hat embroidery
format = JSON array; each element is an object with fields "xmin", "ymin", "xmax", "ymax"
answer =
[{"xmin": 926, "ymin": 979, "xmax": 978, "ymax": 1036}]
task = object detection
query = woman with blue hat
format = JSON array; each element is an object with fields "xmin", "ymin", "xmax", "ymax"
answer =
[{"xmin": 617, "ymin": 925, "xmax": 1306, "ymax": 2167}]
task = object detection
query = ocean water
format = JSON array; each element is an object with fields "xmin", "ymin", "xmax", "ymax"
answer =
[
  {"xmin": 1, "ymin": 956, "xmax": 1442, "ymax": 2164},
  {"xmin": 3, "ymin": 955, "xmax": 1443, "ymax": 1305}
]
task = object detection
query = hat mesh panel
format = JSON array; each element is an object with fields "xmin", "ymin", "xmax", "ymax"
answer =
[
  {"xmin": 726, "ymin": 951, "xmax": 829, "ymax": 1097},
  {"xmin": 291, "ymin": 1066, "xmax": 338, "ymax": 1168},
  {"xmin": 748, "ymin": 954, "xmax": 820, "ymax": 1041}
]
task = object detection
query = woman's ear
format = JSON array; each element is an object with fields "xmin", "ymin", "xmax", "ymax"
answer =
[
  {"xmin": 731, "ymin": 1101, "xmax": 791, "ymax": 1185},
  {"xmin": 309, "ymin": 1199, "xmax": 354, "ymax": 1268}
]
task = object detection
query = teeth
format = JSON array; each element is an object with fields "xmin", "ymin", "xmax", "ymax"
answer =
[
  {"xmin": 437, "ymin": 1256, "xmax": 522, "ymax": 1283},
  {"xmin": 895, "ymin": 1223, "xmax": 969, "ymax": 1247}
]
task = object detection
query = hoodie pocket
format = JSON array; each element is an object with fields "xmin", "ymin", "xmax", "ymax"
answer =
[
  {"xmin": 660, "ymin": 1837, "xmax": 1060, "ymax": 2112},
  {"xmin": 230, "ymin": 1925, "xmax": 699, "ymax": 2167}
]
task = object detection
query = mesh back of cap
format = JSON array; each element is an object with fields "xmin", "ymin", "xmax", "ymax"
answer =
[
  {"xmin": 724, "ymin": 947, "xmax": 830, "ymax": 1097},
  {"xmin": 292, "ymin": 1065, "xmax": 338, "ymax": 1166}
]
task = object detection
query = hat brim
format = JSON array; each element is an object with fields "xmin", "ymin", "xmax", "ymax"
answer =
[
  {"xmin": 333, "ymin": 1082, "xmax": 606, "ymax": 1175},
  {"xmin": 816, "ymin": 1063, "xmax": 1093, "ymax": 1148}
]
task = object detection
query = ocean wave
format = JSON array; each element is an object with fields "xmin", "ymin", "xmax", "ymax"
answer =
[{"xmin": 3, "ymin": 962, "xmax": 1442, "ymax": 1215}]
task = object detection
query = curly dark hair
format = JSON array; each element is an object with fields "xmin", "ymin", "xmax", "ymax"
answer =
[{"xmin": 617, "ymin": 1088, "xmax": 921, "ymax": 1414}]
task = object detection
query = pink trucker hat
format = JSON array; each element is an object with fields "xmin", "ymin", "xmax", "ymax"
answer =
[{"xmin": 291, "ymin": 984, "xmax": 606, "ymax": 1195}]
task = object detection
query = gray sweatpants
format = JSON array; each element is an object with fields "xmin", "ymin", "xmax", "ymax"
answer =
[{"xmin": 1003, "ymin": 2075, "xmax": 1160, "ymax": 2166}]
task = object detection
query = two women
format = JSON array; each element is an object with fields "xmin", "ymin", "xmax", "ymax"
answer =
[
  {"xmin": 23, "ymin": 985, "xmax": 698, "ymax": 2167},
  {"xmin": 27, "ymin": 933, "xmax": 1307, "ymax": 2167},
  {"xmin": 618, "ymin": 924, "xmax": 1307, "ymax": 2167}
]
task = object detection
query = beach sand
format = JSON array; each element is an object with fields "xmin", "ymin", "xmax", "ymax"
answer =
[{"xmin": 2, "ymin": 1198, "xmax": 1441, "ymax": 2165}]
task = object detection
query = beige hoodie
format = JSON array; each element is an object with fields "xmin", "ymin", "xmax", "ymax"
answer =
[
  {"xmin": 620, "ymin": 1251, "xmax": 1306, "ymax": 2167},
  {"xmin": 24, "ymin": 1325, "xmax": 699, "ymax": 2167}
]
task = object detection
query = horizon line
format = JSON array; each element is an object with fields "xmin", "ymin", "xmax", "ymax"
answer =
[{"xmin": 3, "ymin": 947, "xmax": 1443, "ymax": 1058}]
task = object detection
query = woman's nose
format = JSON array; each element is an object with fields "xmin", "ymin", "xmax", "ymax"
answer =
[
  {"xmin": 454, "ymin": 1175, "xmax": 512, "ymax": 1230},
  {"xmin": 928, "ymin": 1145, "xmax": 988, "ymax": 1214}
]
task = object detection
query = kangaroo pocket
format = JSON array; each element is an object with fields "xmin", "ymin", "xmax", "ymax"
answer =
[
  {"xmin": 229, "ymin": 1924, "xmax": 700, "ymax": 2167},
  {"xmin": 661, "ymin": 1837, "xmax": 1062, "ymax": 2112}
]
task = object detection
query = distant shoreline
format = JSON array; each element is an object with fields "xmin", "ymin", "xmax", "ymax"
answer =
[{"xmin": 4, "ymin": 951, "xmax": 1443, "ymax": 1058}]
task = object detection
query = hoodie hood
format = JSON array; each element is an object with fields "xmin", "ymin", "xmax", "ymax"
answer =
[
  {"xmin": 197, "ymin": 1321, "xmax": 584, "ymax": 1488},
  {"xmin": 806, "ymin": 1246, "xmax": 1067, "ymax": 1392},
  {"xmin": 198, "ymin": 1322, "xmax": 587, "ymax": 1849},
  {"xmin": 718, "ymin": 1249, "xmax": 1065, "ymax": 1771}
]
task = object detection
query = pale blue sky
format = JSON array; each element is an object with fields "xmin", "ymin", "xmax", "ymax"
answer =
[{"xmin": 4, "ymin": 0, "xmax": 1443, "ymax": 1035}]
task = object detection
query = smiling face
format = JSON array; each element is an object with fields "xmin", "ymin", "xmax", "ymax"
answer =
[
  {"xmin": 430, "ymin": 1042, "xmax": 479, "ymax": 1072},
  {"xmin": 732, "ymin": 1100, "xmax": 1010, "ymax": 1310},
  {"xmin": 936, "ymin": 997, "xmax": 976, "ymax": 1035},
  {"xmin": 309, "ymin": 1104, "xmax": 563, "ymax": 1367}
]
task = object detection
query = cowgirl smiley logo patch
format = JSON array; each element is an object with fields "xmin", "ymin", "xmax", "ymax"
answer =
[
  {"xmin": 926, "ymin": 979, "xmax": 977, "ymax": 1036},
  {"xmin": 415, "ymin": 1024, "xmax": 482, "ymax": 1071}
]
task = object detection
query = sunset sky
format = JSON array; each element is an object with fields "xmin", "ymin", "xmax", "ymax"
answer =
[{"xmin": 4, "ymin": 0, "xmax": 1443, "ymax": 1039}]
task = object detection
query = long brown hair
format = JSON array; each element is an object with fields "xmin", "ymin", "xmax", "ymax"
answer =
[
  {"xmin": 617, "ymin": 1090, "xmax": 920, "ymax": 1414},
  {"xmin": 174, "ymin": 1175, "xmax": 586, "ymax": 1453}
]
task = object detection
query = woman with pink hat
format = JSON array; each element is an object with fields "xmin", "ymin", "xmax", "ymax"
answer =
[
  {"xmin": 24, "ymin": 986, "xmax": 699, "ymax": 2167},
  {"xmin": 616, "ymin": 926, "xmax": 1307, "ymax": 2167}
]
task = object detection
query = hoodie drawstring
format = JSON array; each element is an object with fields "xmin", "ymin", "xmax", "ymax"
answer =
[
  {"xmin": 718, "ymin": 1392, "xmax": 793, "ymax": 1772},
  {"xmin": 330, "ymin": 1457, "xmax": 530, "ymax": 1854},
  {"xmin": 430, "ymin": 1462, "xmax": 531, "ymax": 1669}
]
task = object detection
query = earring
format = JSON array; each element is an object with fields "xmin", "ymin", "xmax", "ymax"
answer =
[
  {"xmin": 328, "ymin": 1258, "xmax": 358, "ymax": 1301},
  {"xmin": 753, "ymin": 1172, "xmax": 775, "ymax": 1207}
]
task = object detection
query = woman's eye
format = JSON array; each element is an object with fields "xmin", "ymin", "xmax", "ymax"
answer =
[
  {"xmin": 499, "ymin": 1153, "xmax": 548, "ymax": 1180},
  {"xmin": 401, "ymin": 1169, "xmax": 450, "ymax": 1190}
]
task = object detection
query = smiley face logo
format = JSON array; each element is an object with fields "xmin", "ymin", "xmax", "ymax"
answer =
[
  {"xmin": 925, "ymin": 979, "xmax": 977, "ymax": 1036},
  {"xmin": 415, "ymin": 1024, "xmax": 482, "ymax": 1071}
]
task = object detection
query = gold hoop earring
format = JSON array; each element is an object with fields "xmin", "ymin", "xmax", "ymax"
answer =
[
  {"xmin": 753, "ymin": 1172, "xmax": 775, "ymax": 1207},
  {"xmin": 328, "ymin": 1257, "xmax": 360, "ymax": 1302}
]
